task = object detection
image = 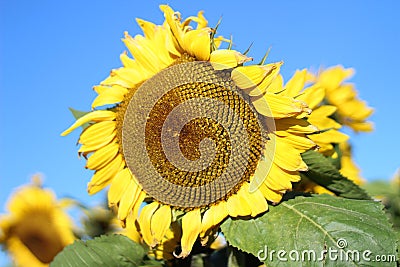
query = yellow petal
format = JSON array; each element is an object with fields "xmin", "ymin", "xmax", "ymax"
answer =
[
  {"xmin": 210, "ymin": 49, "xmax": 252, "ymax": 70},
  {"xmin": 325, "ymin": 84, "xmax": 356, "ymax": 104},
  {"xmin": 136, "ymin": 18, "xmax": 156, "ymax": 39},
  {"xmin": 122, "ymin": 33, "xmax": 162, "ymax": 74},
  {"xmin": 266, "ymin": 74, "xmax": 284, "ymax": 94},
  {"xmin": 117, "ymin": 177, "xmax": 142, "ymax": 220},
  {"xmin": 150, "ymin": 205, "xmax": 172, "ymax": 246},
  {"xmin": 274, "ymin": 139, "xmax": 308, "ymax": 171},
  {"xmin": 248, "ymin": 190, "xmax": 268, "ymax": 216},
  {"xmin": 182, "ymin": 28, "xmax": 211, "ymax": 61},
  {"xmin": 275, "ymin": 118, "xmax": 318, "ymax": 134},
  {"xmin": 124, "ymin": 212, "xmax": 142, "ymax": 243},
  {"xmin": 311, "ymin": 105, "xmax": 337, "ymax": 117},
  {"xmin": 200, "ymin": 201, "xmax": 228, "ymax": 237},
  {"xmin": 253, "ymin": 93, "xmax": 309, "ymax": 118},
  {"xmin": 308, "ymin": 129, "xmax": 349, "ymax": 144},
  {"xmin": 160, "ymin": 5, "xmax": 184, "ymax": 49},
  {"xmin": 78, "ymin": 133, "xmax": 116, "ymax": 156},
  {"xmin": 138, "ymin": 202, "xmax": 160, "ymax": 247},
  {"xmin": 182, "ymin": 11, "xmax": 208, "ymax": 29},
  {"xmin": 93, "ymin": 85, "xmax": 110, "ymax": 94},
  {"xmin": 337, "ymin": 99, "xmax": 373, "ymax": 121},
  {"xmin": 177, "ymin": 209, "xmax": 202, "ymax": 258},
  {"xmin": 249, "ymin": 63, "xmax": 282, "ymax": 96},
  {"xmin": 296, "ymin": 84, "xmax": 325, "ymax": 110},
  {"xmin": 232, "ymin": 63, "xmax": 281, "ymax": 90},
  {"xmin": 101, "ymin": 69, "xmax": 137, "ymax": 88},
  {"xmin": 318, "ymin": 65, "xmax": 354, "ymax": 91},
  {"xmin": 240, "ymin": 182, "xmax": 268, "ymax": 216},
  {"xmin": 85, "ymin": 142, "xmax": 119, "ymax": 170},
  {"xmin": 281, "ymin": 133, "xmax": 316, "ymax": 151},
  {"xmin": 265, "ymin": 163, "xmax": 300, "ymax": 191},
  {"xmin": 227, "ymin": 188, "xmax": 252, "ymax": 217},
  {"xmin": 347, "ymin": 121, "xmax": 374, "ymax": 132},
  {"xmin": 120, "ymin": 52, "xmax": 136, "ymax": 68},
  {"xmin": 131, "ymin": 191, "xmax": 146, "ymax": 222},
  {"xmin": 79, "ymin": 121, "xmax": 116, "ymax": 145},
  {"xmin": 88, "ymin": 154, "xmax": 124, "ymax": 194},
  {"xmin": 61, "ymin": 110, "xmax": 116, "ymax": 136},
  {"xmin": 250, "ymin": 157, "xmax": 273, "ymax": 193},
  {"xmin": 108, "ymin": 168, "xmax": 131, "ymax": 206},
  {"xmin": 258, "ymin": 183, "xmax": 283, "ymax": 203},
  {"xmin": 92, "ymin": 85, "xmax": 128, "ymax": 109},
  {"xmin": 284, "ymin": 69, "xmax": 307, "ymax": 97},
  {"xmin": 309, "ymin": 115, "xmax": 341, "ymax": 131}
]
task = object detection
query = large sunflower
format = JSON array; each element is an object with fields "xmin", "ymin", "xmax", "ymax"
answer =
[
  {"xmin": 62, "ymin": 5, "xmax": 316, "ymax": 258},
  {"xmin": 0, "ymin": 176, "xmax": 75, "ymax": 267}
]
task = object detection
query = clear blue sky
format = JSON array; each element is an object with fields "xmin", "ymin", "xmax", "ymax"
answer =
[{"xmin": 1, "ymin": 0, "xmax": 399, "ymax": 265}]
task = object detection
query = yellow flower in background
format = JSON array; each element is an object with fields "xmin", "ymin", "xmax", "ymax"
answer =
[
  {"xmin": 0, "ymin": 176, "xmax": 75, "ymax": 267},
  {"xmin": 269, "ymin": 69, "xmax": 349, "ymax": 156},
  {"xmin": 314, "ymin": 65, "xmax": 374, "ymax": 132},
  {"xmin": 62, "ymin": 5, "xmax": 316, "ymax": 258},
  {"xmin": 272, "ymin": 69, "xmax": 367, "ymax": 194},
  {"xmin": 339, "ymin": 142, "xmax": 364, "ymax": 185}
]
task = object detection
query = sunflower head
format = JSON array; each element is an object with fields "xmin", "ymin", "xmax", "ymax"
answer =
[
  {"xmin": 62, "ymin": 5, "xmax": 316, "ymax": 258},
  {"xmin": 0, "ymin": 176, "xmax": 75, "ymax": 266}
]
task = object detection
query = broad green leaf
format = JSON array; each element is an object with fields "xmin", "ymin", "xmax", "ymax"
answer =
[
  {"xmin": 221, "ymin": 195, "xmax": 398, "ymax": 267},
  {"xmin": 68, "ymin": 107, "xmax": 91, "ymax": 130},
  {"xmin": 301, "ymin": 150, "xmax": 370, "ymax": 200},
  {"xmin": 50, "ymin": 234, "xmax": 146, "ymax": 267}
]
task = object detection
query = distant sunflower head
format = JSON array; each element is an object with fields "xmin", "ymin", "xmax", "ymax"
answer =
[
  {"xmin": 0, "ymin": 176, "xmax": 75, "ymax": 267},
  {"xmin": 274, "ymin": 68, "xmax": 367, "ymax": 194},
  {"xmin": 314, "ymin": 65, "xmax": 374, "ymax": 132},
  {"xmin": 62, "ymin": 5, "xmax": 315, "ymax": 258}
]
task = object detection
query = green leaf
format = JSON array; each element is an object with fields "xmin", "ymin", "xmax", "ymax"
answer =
[
  {"xmin": 301, "ymin": 150, "xmax": 370, "ymax": 200},
  {"xmin": 50, "ymin": 234, "xmax": 146, "ymax": 267},
  {"xmin": 221, "ymin": 195, "xmax": 398, "ymax": 267},
  {"xmin": 68, "ymin": 107, "xmax": 91, "ymax": 130}
]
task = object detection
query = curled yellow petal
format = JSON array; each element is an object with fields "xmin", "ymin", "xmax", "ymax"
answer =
[
  {"xmin": 177, "ymin": 209, "xmax": 202, "ymax": 258},
  {"xmin": 253, "ymin": 93, "xmax": 309, "ymax": 118},
  {"xmin": 242, "ymin": 182, "xmax": 268, "ymax": 216},
  {"xmin": 182, "ymin": 28, "xmax": 211, "ymax": 61},
  {"xmin": 117, "ymin": 178, "xmax": 141, "ymax": 221},
  {"xmin": 79, "ymin": 121, "xmax": 116, "ymax": 145},
  {"xmin": 308, "ymin": 129, "xmax": 349, "ymax": 144},
  {"xmin": 274, "ymin": 139, "xmax": 308, "ymax": 171},
  {"xmin": 284, "ymin": 69, "xmax": 307, "ymax": 97},
  {"xmin": 61, "ymin": 110, "xmax": 116, "ymax": 136},
  {"xmin": 138, "ymin": 202, "xmax": 160, "ymax": 247},
  {"xmin": 136, "ymin": 18, "xmax": 156, "ymax": 39},
  {"xmin": 210, "ymin": 49, "xmax": 252, "ymax": 70},
  {"xmin": 258, "ymin": 183, "xmax": 283, "ymax": 204},
  {"xmin": 160, "ymin": 5, "xmax": 184, "ymax": 49},
  {"xmin": 150, "ymin": 205, "xmax": 172, "ymax": 246},
  {"xmin": 232, "ymin": 63, "xmax": 281, "ymax": 90},
  {"xmin": 88, "ymin": 154, "xmax": 124, "ymax": 194},
  {"xmin": 108, "ymin": 168, "xmax": 131, "ymax": 206},
  {"xmin": 296, "ymin": 84, "xmax": 325, "ymax": 110},
  {"xmin": 200, "ymin": 202, "xmax": 228, "ymax": 237},
  {"xmin": 85, "ymin": 142, "xmax": 119, "ymax": 170},
  {"xmin": 319, "ymin": 65, "xmax": 354, "ymax": 91}
]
